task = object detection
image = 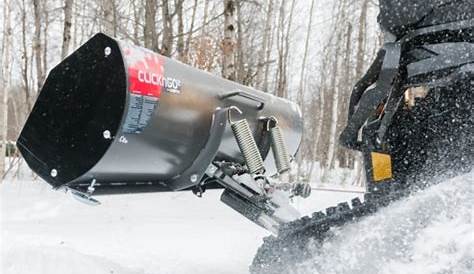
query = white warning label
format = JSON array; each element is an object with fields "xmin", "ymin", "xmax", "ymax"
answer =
[{"xmin": 123, "ymin": 93, "xmax": 159, "ymax": 134}]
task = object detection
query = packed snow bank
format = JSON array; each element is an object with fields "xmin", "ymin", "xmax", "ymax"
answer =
[
  {"xmin": 296, "ymin": 171, "xmax": 474, "ymax": 274},
  {"xmin": 0, "ymin": 166, "xmax": 359, "ymax": 274}
]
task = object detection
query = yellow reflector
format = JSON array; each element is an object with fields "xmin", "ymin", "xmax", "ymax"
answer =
[{"xmin": 371, "ymin": 152, "xmax": 392, "ymax": 182}]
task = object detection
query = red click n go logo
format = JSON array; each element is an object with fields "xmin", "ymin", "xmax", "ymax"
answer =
[{"xmin": 127, "ymin": 51, "xmax": 164, "ymax": 98}]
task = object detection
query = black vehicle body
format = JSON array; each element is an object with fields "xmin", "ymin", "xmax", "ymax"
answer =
[
  {"xmin": 252, "ymin": 1, "xmax": 473, "ymax": 272},
  {"xmin": 340, "ymin": 1, "xmax": 473, "ymax": 193}
]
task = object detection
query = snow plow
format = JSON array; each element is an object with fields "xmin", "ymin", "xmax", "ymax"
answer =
[
  {"xmin": 17, "ymin": 33, "xmax": 308, "ymax": 231},
  {"xmin": 17, "ymin": 0, "xmax": 472, "ymax": 272}
]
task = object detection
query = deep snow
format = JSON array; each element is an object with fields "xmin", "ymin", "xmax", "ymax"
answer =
[
  {"xmin": 0, "ymin": 166, "xmax": 361, "ymax": 274},
  {"xmin": 296, "ymin": 172, "xmax": 473, "ymax": 274},
  {"xmin": 1, "ymin": 166, "xmax": 472, "ymax": 274}
]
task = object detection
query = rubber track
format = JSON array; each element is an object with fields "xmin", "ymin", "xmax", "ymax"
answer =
[{"xmin": 250, "ymin": 186, "xmax": 417, "ymax": 274}]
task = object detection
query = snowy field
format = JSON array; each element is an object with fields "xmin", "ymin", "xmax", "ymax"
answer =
[
  {"xmin": 1, "ymin": 164, "xmax": 472, "ymax": 274},
  {"xmin": 1, "ymin": 164, "xmax": 363, "ymax": 274}
]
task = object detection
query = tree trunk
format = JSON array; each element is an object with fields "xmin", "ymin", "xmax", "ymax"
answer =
[
  {"xmin": 183, "ymin": 0, "xmax": 198, "ymax": 64},
  {"xmin": 21, "ymin": 0, "xmax": 31, "ymax": 112},
  {"xmin": 256, "ymin": 0, "xmax": 273, "ymax": 90},
  {"xmin": 355, "ymin": 0, "xmax": 369, "ymax": 78},
  {"xmin": 72, "ymin": 0, "xmax": 78, "ymax": 48},
  {"xmin": 275, "ymin": 0, "xmax": 285, "ymax": 97},
  {"xmin": 317, "ymin": 65, "xmax": 331, "ymax": 175},
  {"xmin": 144, "ymin": 0, "xmax": 157, "ymax": 50},
  {"xmin": 0, "ymin": 0, "xmax": 12, "ymax": 180},
  {"xmin": 295, "ymin": 0, "xmax": 315, "ymax": 180},
  {"xmin": 321, "ymin": 0, "xmax": 347, "ymax": 177},
  {"xmin": 281, "ymin": 0, "xmax": 296, "ymax": 98},
  {"xmin": 32, "ymin": 0, "xmax": 44, "ymax": 91},
  {"xmin": 336, "ymin": 23, "xmax": 353, "ymax": 168},
  {"xmin": 262, "ymin": 1, "xmax": 275, "ymax": 93},
  {"xmin": 325, "ymin": 35, "xmax": 342, "ymax": 172},
  {"xmin": 235, "ymin": 0, "xmax": 245, "ymax": 83},
  {"xmin": 102, "ymin": 0, "xmax": 116, "ymax": 36},
  {"xmin": 297, "ymin": 0, "xmax": 315, "ymax": 104},
  {"xmin": 61, "ymin": 0, "xmax": 74, "ymax": 59},
  {"xmin": 222, "ymin": 0, "xmax": 236, "ymax": 81},
  {"xmin": 161, "ymin": 0, "xmax": 173, "ymax": 57},
  {"xmin": 131, "ymin": 0, "xmax": 142, "ymax": 45},
  {"xmin": 176, "ymin": 0, "xmax": 185, "ymax": 61},
  {"xmin": 275, "ymin": 0, "xmax": 295, "ymax": 98},
  {"xmin": 201, "ymin": 0, "xmax": 209, "ymax": 35},
  {"xmin": 42, "ymin": 7, "xmax": 49, "ymax": 75}
]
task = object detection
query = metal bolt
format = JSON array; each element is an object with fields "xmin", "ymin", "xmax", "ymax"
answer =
[
  {"xmin": 103, "ymin": 130, "xmax": 111, "ymax": 139},
  {"xmin": 87, "ymin": 179, "xmax": 97, "ymax": 194},
  {"xmin": 190, "ymin": 174, "xmax": 199, "ymax": 183},
  {"xmin": 119, "ymin": 136, "xmax": 128, "ymax": 144},
  {"xmin": 206, "ymin": 165, "xmax": 217, "ymax": 176},
  {"xmin": 104, "ymin": 47, "xmax": 112, "ymax": 57},
  {"xmin": 50, "ymin": 169, "xmax": 58, "ymax": 177}
]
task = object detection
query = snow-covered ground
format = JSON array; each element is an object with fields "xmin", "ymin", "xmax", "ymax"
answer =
[
  {"xmin": 1, "ymin": 163, "xmax": 471, "ymax": 274},
  {"xmin": 297, "ymin": 172, "xmax": 473, "ymax": 274},
  {"xmin": 0, "ymin": 164, "xmax": 361, "ymax": 274}
]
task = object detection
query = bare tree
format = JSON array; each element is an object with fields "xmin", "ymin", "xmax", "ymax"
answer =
[
  {"xmin": 256, "ymin": 0, "xmax": 273, "ymax": 91},
  {"xmin": 102, "ymin": 0, "xmax": 116, "ymax": 36},
  {"xmin": 183, "ymin": 0, "xmax": 199, "ymax": 64},
  {"xmin": 275, "ymin": 0, "xmax": 296, "ymax": 98},
  {"xmin": 295, "ymin": 0, "xmax": 316, "ymax": 179},
  {"xmin": 281, "ymin": 0, "xmax": 296, "ymax": 97},
  {"xmin": 297, "ymin": 0, "xmax": 315, "ymax": 104},
  {"xmin": 32, "ymin": 0, "xmax": 44, "ymax": 91},
  {"xmin": 222, "ymin": 0, "xmax": 236, "ymax": 80},
  {"xmin": 355, "ymin": 0, "xmax": 369, "ymax": 78},
  {"xmin": 61, "ymin": 0, "xmax": 74, "ymax": 59},
  {"xmin": 20, "ymin": 0, "xmax": 31, "ymax": 112},
  {"xmin": 235, "ymin": 0, "xmax": 244, "ymax": 83},
  {"xmin": 0, "ymin": 0, "xmax": 12, "ymax": 179},
  {"xmin": 262, "ymin": 0, "xmax": 275, "ymax": 93},
  {"xmin": 161, "ymin": 0, "xmax": 173, "ymax": 56},
  {"xmin": 176, "ymin": 0, "xmax": 185, "ymax": 61},
  {"xmin": 336, "ymin": 22, "xmax": 354, "ymax": 169},
  {"xmin": 144, "ymin": 0, "xmax": 158, "ymax": 50},
  {"xmin": 131, "ymin": 0, "xmax": 142, "ymax": 45},
  {"xmin": 42, "ymin": 6, "xmax": 49, "ymax": 75},
  {"xmin": 201, "ymin": 0, "xmax": 210, "ymax": 35},
  {"xmin": 325, "ymin": 1, "xmax": 346, "ymax": 172}
]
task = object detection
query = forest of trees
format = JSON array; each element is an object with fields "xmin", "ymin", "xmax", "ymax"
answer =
[{"xmin": 0, "ymin": 0, "xmax": 383, "ymax": 185}]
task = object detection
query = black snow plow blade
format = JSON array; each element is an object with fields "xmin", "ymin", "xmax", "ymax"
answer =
[
  {"xmin": 17, "ymin": 33, "xmax": 303, "ymax": 195},
  {"xmin": 17, "ymin": 32, "xmax": 309, "ymax": 233}
]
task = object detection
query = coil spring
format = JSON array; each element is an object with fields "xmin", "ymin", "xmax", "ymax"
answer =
[
  {"xmin": 270, "ymin": 125, "xmax": 291, "ymax": 174},
  {"xmin": 231, "ymin": 119, "xmax": 265, "ymax": 174}
]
